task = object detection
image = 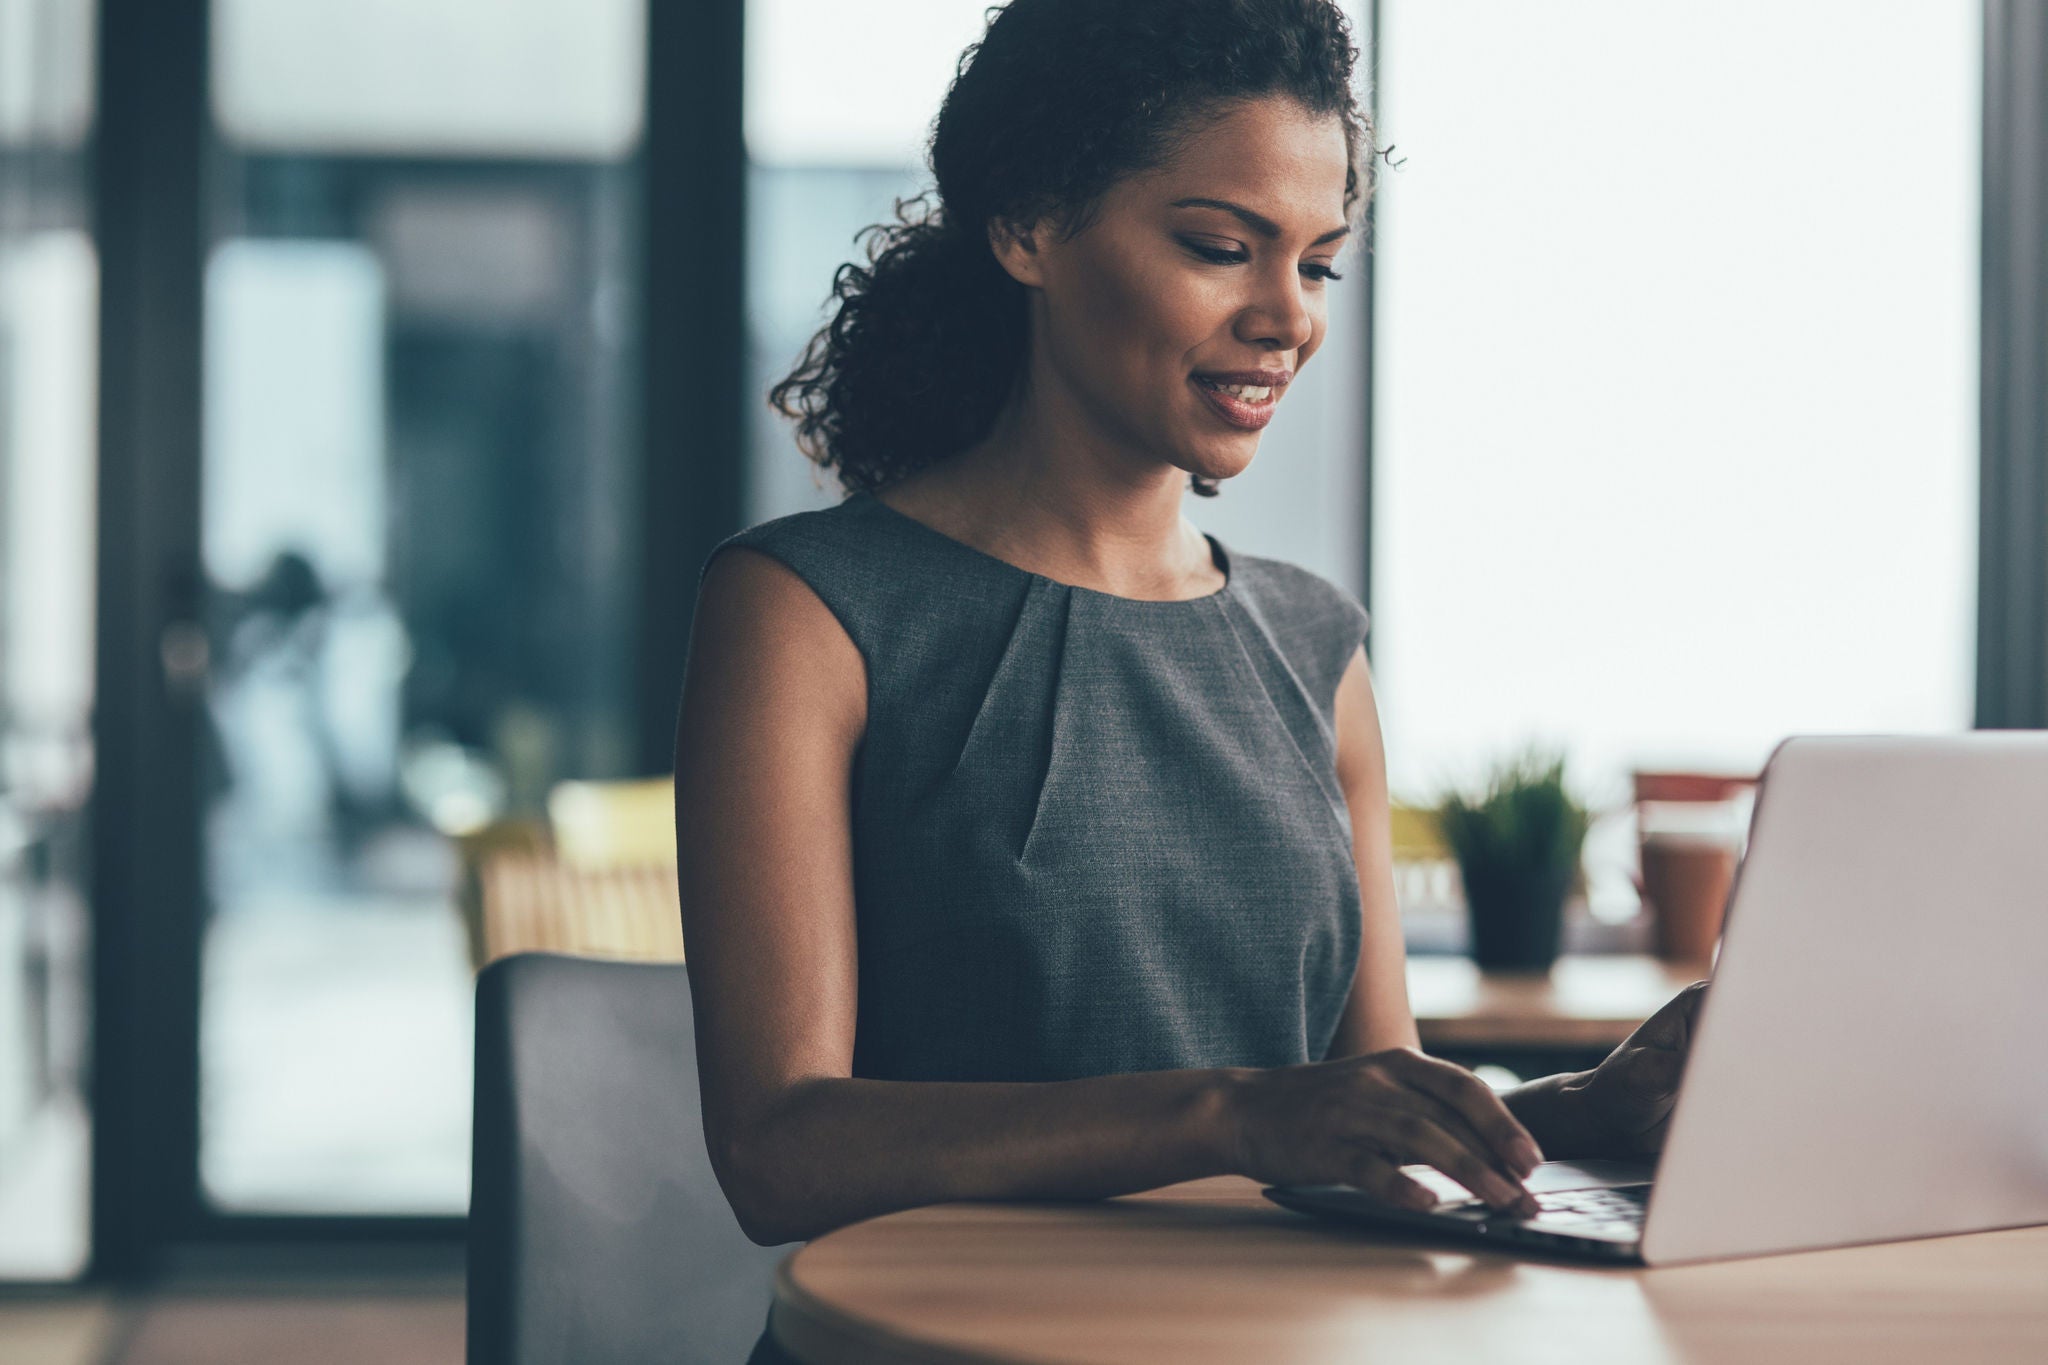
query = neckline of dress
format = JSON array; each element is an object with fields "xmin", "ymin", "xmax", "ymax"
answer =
[{"xmin": 850, "ymin": 490, "xmax": 1234, "ymax": 607}]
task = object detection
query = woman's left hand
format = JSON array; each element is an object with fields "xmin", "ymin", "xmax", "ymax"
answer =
[{"xmin": 1559, "ymin": 979, "xmax": 1709, "ymax": 1157}]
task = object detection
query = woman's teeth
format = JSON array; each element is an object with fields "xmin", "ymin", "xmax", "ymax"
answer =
[{"xmin": 1205, "ymin": 382, "xmax": 1273, "ymax": 402}]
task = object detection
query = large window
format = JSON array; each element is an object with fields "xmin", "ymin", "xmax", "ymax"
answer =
[
  {"xmin": 196, "ymin": 0, "xmax": 646, "ymax": 1214},
  {"xmin": 1372, "ymin": 1, "xmax": 1980, "ymax": 918}
]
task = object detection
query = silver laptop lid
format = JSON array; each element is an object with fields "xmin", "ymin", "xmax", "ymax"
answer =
[{"xmin": 1641, "ymin": 732, "xmax": 2048, "ymax": 1265}]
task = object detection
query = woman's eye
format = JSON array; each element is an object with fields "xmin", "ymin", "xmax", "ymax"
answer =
[
  {"xmin": 1182, "ymin": 239, "xmax": 1249, "ymax": 265},
  {"xmin": 1180, "ymin": 238, "xmax": 1345, "ymax": 283}
]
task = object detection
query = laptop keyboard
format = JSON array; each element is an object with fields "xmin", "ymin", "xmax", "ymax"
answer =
[{"xmin": 1531, "ymin": 1183, "xmax": 1650, "ymax": 1235}]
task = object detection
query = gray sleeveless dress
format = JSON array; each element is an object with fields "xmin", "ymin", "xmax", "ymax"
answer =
[{"xmin": 701, "ymin": 489, "xmax": 1373, "ymax": 1080}]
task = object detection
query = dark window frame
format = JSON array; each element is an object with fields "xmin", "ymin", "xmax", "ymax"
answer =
[{"xmin": 1977, "ymin": 0, "xmax": 2048, "ymax": 728}]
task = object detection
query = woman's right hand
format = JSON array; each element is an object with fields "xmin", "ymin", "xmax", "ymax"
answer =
[{"xmin": 1227, "ymin": 1048, "xmax": 1545, "ymax": 1216}]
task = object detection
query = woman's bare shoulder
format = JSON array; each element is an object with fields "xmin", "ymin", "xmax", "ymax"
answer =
[{"xmin": 688, "ymin": 543, "xmax": 868, "ymax": 737}]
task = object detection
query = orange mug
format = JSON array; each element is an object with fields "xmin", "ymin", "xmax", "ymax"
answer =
[
  {"xmin": 1634, "ymin": 834, "xmax": 1738, "ymax": 965},
  {"xmin": 1631, "ymin": 769, "xmax": 1756, "ymax": 966}
]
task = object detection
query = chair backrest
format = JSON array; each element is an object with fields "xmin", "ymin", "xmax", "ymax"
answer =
[{"xmin": 468, "ymin": 953, "xmax": 790, "ymax": 1365}]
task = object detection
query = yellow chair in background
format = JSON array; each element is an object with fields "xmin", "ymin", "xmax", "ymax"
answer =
[
  {"xmin": 1388, "ymin": 801, "xmax": 1449, "ymax": 861},
  {"xmin": 1388, "ymin": 801, "xmax": 1460, "ymax": 912},
  {"xmin": 547, "ymin": 777, "xmax": 677, "ymax": 868},
  {"xmin": 451, "ymin": 817, "xmax": 550, "ymax": 970},
  {"xmin": 456, "ymin": 778, "xmax": 684, "ymax": 969}
]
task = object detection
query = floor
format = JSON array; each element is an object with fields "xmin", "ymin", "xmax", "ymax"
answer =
[{"xmin": 0, "ymin": 1279, "xmax": 465, "ymax": 1365}]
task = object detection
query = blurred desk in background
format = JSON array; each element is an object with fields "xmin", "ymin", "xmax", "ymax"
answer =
[{"xmin": 1408, "ymin": 954, "xmax": 1700, "ymax": 1072}]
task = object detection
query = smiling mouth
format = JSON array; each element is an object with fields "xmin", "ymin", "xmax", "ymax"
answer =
[
  {"xmin": 1191, "ymin": 374, "xmax": 1284, "ymax": 430},
  {"xmin": 1194, "ymin": 377, "xmax": 1278, "ymax": 403}
]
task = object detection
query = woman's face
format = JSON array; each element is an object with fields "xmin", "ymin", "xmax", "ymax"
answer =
[{"xmin": 999, "ymin": 97, "xmax": 1353, "ymax": 487}]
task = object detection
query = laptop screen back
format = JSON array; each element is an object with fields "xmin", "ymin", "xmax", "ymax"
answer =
[{"xmin": 1641, "ymin": 732, "xmax": 2048, "ymax": 1264}]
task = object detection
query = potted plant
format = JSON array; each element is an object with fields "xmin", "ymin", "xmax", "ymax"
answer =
[{"xmin": 1429, "ymin": 745, "xmax": 1593, "ymax": 973}]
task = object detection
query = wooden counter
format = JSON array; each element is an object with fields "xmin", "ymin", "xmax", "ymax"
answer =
[{"xmin": 1408, "ymin": 953, "xmax": 1702, "ymax": 1052}]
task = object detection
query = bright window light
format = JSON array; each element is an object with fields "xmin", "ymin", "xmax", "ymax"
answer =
[{"xmin": 1371, "ymin": 0, "xmax": 1979, "ymax": 832}]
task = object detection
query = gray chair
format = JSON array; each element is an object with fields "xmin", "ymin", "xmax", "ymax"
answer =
[{"xmin": 468, "ymin": 952, "xmax": 793, "ymax": 1364}]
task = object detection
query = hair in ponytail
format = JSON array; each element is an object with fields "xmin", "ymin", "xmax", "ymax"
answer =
[
  {"xmin": 771, "ymin": 194, "xmax": 1026, "ymax": 496},
  {"xmin": 769, "ymin": 0, "xmax": 1382, "ymax": 498}
]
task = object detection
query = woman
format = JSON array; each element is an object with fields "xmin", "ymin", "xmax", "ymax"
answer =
[{"xmin": 676, "ymin": 0, "xmax": 1703, "ymax": 1345}]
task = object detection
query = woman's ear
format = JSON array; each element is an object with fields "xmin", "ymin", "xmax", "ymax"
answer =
[{"xmin": 987, "ymin": 216, "xmax": 1049, "ymax": 288}]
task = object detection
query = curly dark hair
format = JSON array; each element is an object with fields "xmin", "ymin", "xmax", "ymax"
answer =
[{"xmin": 768, "ymin": 0, "xmax": 1383, "ymax": 499}]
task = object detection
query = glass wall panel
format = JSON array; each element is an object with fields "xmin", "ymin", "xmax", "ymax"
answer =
[
  {"xmin": 212, "ymin": 0, "xmax": 644, "ymax": 157},
  {"xmin": 0, "ymin": 0, "xmax": 94, "ymax": 147},
  {"xmin": 197, "ymin": 2, "xmax": 646, "ymax": 1213},
  {"xmin": 743, "ymin": 0, "xmax": 1375, "ymax": 596},
  {"xmin": 0, "ymin": 0, "xmax": 96, "ymax": 1282},
  {"xmin": 1372, "ymin": 1, "xmax": 1979, "ymax": 923}
]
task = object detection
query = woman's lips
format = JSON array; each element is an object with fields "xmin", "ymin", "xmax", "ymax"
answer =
[{"xmin": 1191, "ymin": 375, "xmax": 1281, "ymax": 431}]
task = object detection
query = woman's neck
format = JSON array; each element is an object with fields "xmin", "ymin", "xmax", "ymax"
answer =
[{"xmin": 877, "ymin": 402, "xmax": 1221, "ymax": 601}]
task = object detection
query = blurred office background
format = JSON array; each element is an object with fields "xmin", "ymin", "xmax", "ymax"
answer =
[{"xmin": 0, "ymin": 0, "xmax": 2041, "ymax": 1344}]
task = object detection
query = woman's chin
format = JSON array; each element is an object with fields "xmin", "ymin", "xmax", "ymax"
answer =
[{"xmin": 1181, "ymin": 440, "xmax": 1259, "ymax": 485}]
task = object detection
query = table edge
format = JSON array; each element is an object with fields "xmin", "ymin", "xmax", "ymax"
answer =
[{"xmin": 773, "ymin": 1252, "xmax": 1040, "ymax": 1365}]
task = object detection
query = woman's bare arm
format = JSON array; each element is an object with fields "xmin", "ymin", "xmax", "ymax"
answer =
[
  {"xmin": 675, "ymin": 548, "xmax": 1238, "ymax": 1246},
  {"xmin": 1326, "ymin": 645, "xmax": 1422, "ymax": 1058}
]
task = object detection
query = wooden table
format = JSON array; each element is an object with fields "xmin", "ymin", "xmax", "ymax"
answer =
[
  {"xmin": 1408, "ymin": 954, "xmax": 1702, "ymax": 1052},
  {"xmin": 769, "ymin": 1175, "xmax": 2048, "ymax": 1363}
]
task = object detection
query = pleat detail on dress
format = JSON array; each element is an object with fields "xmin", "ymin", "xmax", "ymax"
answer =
[
  {"xmin": 942, "ymin": 578, "xmax": 1073, "ymax": 862},
  {"xmin": 1015, "ymin": 592, "xmax": 1086, "ymax": 868},
  {"xmin": 1214, "ymin": 592, "xmax": 1352, "ymax": 826}
]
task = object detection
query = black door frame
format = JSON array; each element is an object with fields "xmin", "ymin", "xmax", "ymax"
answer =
[
  {"xmin": 91, "ymin": 0, "xmax": 211, "ymax": 1278},
  {"xmin": 91, "ymin": 0, "xmax": 485, "ymax": 1272},
  {"xmin": 86, "ymin": 0, "xmax": 750, "ymax": 1275}
]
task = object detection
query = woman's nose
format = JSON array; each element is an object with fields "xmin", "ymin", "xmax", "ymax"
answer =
[{"xmin": 1235, "ymin": 268, "xmax": 1315, "ymax": 352}]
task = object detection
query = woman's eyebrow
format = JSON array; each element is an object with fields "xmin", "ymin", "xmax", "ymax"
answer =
[{"xmin": 1170, "ymin": 197, "xmax": 1350, "ymax": 246}]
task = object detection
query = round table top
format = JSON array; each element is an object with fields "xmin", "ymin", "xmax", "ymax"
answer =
[{"xmin": 770, "ymin": 1175, "xmax": 2048, "ymax": 1364}]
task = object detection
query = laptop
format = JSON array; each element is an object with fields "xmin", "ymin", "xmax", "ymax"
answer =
[{"xmin": 1264, "ymin": 732, "xmax": 2048, "ymax": 1266}]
